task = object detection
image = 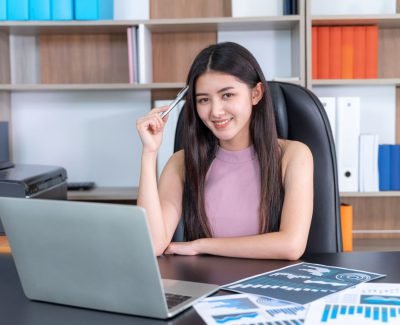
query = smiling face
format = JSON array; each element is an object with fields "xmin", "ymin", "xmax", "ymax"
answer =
[{"xmin": 195, "ymin": 70, "xmax": 263, "ymax": 151}]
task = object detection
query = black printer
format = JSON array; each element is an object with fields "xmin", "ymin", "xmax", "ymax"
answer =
[{"xmin": 0, "ymin": 164, "xmax": 68, "ymax": 234}]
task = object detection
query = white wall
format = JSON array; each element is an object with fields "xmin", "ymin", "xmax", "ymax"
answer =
[{"xmin": 11, "ymin": 91, "xmax": 151, "ymax": 186}]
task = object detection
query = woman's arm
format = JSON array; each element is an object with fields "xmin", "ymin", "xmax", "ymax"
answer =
[
  {"xmin": 165, "ymin": 141, "xmax": 313, "ymax": 260},
  {"xmin": 136, "ymin": 108, "xmax": 184, "ymax": 256}
]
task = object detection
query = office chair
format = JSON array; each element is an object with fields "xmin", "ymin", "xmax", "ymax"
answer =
[{"xmin": 173, "ymin": 81, "xmax": 342, "ymax": 254}]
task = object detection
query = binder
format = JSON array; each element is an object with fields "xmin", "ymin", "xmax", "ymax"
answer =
[
  {"xmin": 7, "ymin": 0, "xmax": 29, "ymax": 20},
  {"xmin": 340, "ymin": 204, "xmax": 353, "ymax": 252},
  {"xmin": 0, "ymin": 0, "xmax": 6, "ymax": 20},
  {"xmin": 378, "ymin": 144, "xmax": 392, "ymax": 191},
  {"xmin": 137, "ymin": 24, "xmax": 152, "ymax": 84},
  {"xmin": 336, "ymin": 97, "xmax": 360, "ymax": 192},
  {"xmin": 365, "ymin": 25, "xmax": 378, "ymax": 78},
  {"xmin": 127, "ymin": 27, "xmax": 138, "ymax": 84},
  {"xmin": 341, "ymin": 27, "xmax": 354, "ymax": 79},
  {"xmin": 74, "ymin": 0, "xmax": 113, "ymax": 20},
  {"xmin": 358, "ymin": 134, "xmax": 379, "ymax": 192},
  {"xmin": 283, "ymin": 0, "xmax": 292, "ymax": 15},
  {"xmin": 232, "ymin": 0, "xmax": 282, "ymax": 17},
  {"xmin": 391, "ymin": 145, "xmax": 400, "ymax": 190},
  {"xmin": 51, "ymin": 0, "xmax": 74, "ymax": 20},
  {"xmin": 319, "ymin": 97, "xmax": 336, "ymax": 143},
  {"xmin": 330, "ymin": 26, "xmax": 342, "ymax": 79},
  {"xmin": 317, "ymin": 27, "xmax": 330, "ymax": 79},
  {"xmin": 312, "ymin": 26, "xmax": 318, "ymax": 79},
  {"xmin": 114, "ymin": 0, "xmax": 149, "ymax": 20},
  {"xmin": 29, "ymin": 0, "xmax": 51, "ymax": 20},
  {"xmin": 353, "ymin": 26, "xmax": 366, "ymax": 79}
]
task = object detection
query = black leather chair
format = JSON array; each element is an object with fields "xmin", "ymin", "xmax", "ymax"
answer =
[{"xmin": 173, "ymin": 81, "xmax": 342, "ymax": 254}]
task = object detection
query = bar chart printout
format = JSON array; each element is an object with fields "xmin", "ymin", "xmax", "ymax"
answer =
[
  {"xmin": 304, "ymin": 283, "xmax": 400, "ymax": 324},
  {"xmin": 194, "ymin": 293, "xmax": 306, "ymax": 325}
]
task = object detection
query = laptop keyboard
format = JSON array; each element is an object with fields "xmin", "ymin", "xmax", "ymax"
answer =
[{"xmin": 165, "ymin": 293, "xmax": 192, "ymax": 309}]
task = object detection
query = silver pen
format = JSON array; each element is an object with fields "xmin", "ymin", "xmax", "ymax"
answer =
[{"xmin": 159, "ymin": 86, "xmax": 189, "ymax": 119}]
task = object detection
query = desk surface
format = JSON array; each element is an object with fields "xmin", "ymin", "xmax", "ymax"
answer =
[{"xmin": 1, "ymin": 251, "xmax": 399, "ymax": 325}]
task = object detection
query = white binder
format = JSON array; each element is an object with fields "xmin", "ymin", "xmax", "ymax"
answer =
[
  {"xmin": 336, "ymin": 97, "xmax": 361, "ymax": 192},
  {"xmin": 359, "ymin": 134, "xmax": 379, "ymax": 192},
  {"xmin": 319, "ymin": 97, "xmax": 336, "ymax": 144}
]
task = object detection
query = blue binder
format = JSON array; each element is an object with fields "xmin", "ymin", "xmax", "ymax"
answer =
[
  {"xmin": 74, "ymin": 0, "xmax": 113, "ymax": 20},
  {"xmin": 30, "ymin": 0, "xmax": 50, "ymax": 20},
  {"xmin": 0, "ymin": 0, "xmax": 6, "ymax": 20},
  {"xmin": 51, "ymin": 0, "xmax": 73, "ymax": 20},
  {"xmin": 7, "ymin": 0, "xmax": 28, "ymax": 20},
  {"xmin": 378, "ymin": 144, "xmax": 391, "ymax": 191},
  {"xmin": 391, "ymin": 145, "xmax": 400, "ymax": 190}
]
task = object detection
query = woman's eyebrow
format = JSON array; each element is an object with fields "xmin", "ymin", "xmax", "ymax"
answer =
[{"xmin": 195, "ymin": 86, "xmax": 235, "ymax": 97}]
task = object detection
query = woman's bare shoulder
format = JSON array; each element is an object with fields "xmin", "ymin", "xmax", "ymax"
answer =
[{"xmin": 278, "ymin": 139, "xmax": 313, "ymax": 176}]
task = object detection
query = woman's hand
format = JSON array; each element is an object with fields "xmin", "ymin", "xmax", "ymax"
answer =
[
  {"xmin": 164, "ymin": 241, "xmax": 200, "ymax": 256},
  {"xmin": 136, "ymin": 106, "xmax": 169, "ymax": 153}
]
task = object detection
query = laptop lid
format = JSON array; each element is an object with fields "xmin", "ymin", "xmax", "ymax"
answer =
[{"xmin": 0, "ymin": 197, "xmax": 218, "ymax": 319}]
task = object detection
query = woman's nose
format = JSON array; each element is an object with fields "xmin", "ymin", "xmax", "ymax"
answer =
[{"xmin": 210, "ymin": 99, "xmax": 225, "ymax": 117}]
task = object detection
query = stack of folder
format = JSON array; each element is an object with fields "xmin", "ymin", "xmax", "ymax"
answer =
[
  {"xmin": 312, "ymin": 25, "xmax": 378, "ymax": 79},
  {"xmin": 3, "ymin": 0, "xmax": 113, "ymax": 20}
]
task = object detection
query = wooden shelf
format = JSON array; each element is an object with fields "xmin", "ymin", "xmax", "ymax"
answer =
[
  {"xmin": 312, "ymin": 14, "xmax": 400, "ymax": 28},
  {"xmin": 0, "ymin": 83, "xmax": 185, "ymax": 92},
  {"xmin": 341, "ymin": 191, "xmax": 400, "ymax": 197},
  {"xmin": 146, "ymin": 16, "xmax": 301, "ymax": 32},
  {"xmin": 0, "ymin": 16, "xmax": 301, "ymax": 34},
  {"xmin": 67, "ymin": 187, "xmax": 138, "ymax": 201},
  {"xmin": 312, "ymin": 79, "xmax": 400, "ymax": 86}
]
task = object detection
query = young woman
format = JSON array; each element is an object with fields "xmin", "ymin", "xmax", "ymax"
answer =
[{"xmin": 136, "ymin": 42, "xmax": 313, "ymax": 260}]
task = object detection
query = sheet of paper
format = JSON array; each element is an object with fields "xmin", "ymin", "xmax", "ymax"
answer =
[
  {"xmin": 304, "ymin": 283, "xmax": 400, "ymax": 324},
  {"xmin": 222, "ymin": 262, "xmax": 385, "ymax": 305},
  {"xmin": 194, "ymin": 293, "xmax": 306, "ymax": 324}
]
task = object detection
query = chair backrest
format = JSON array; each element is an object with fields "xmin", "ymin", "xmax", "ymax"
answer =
[{"xmin": 173, "ymin": 81, "xmax": 342, "ymax": 254}]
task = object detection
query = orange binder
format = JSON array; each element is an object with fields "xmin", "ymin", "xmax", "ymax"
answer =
[
  {"xmin": 340, "ymin": 203, "xmax": 353, "ymax": 252},
  {"xmin": 317, "ymin": 26, "xmax": 330, "ymax": 79},
  {"xmin": 341, "ymin": 27, "xmax": 354, "ymax": 79},
  {"xmin": 365, "ymin": 25, "xmax": 378, "ymax": 79},
  {"xmin": 312, "ymin": 26, "xmax": 318, "ymax": 79},
  {"xmin": 330, "ymin": 26, "xmax": 342, "ymax": 79},
  {"xmin": 353, "ymin": 26, "xmax": 366, "ymax": 79}
]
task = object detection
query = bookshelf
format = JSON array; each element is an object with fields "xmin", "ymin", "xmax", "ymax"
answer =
[
  {"xmin": 306, "ymin": 0, "xmax": 400, "ymax": 242},
  {"xmin": 0, "ymin": 0, "xmax": 305, "ymax": 192}
]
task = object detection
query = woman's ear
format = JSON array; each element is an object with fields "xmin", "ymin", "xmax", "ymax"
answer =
[{"xmin": 251, "ymin": 82, "xmax": 264, "ymax": 106}]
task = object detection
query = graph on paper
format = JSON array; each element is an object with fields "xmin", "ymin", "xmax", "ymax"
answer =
[
  {"xmin": 194, "ymin": 293, "xmax": 306, "ymax": 325},
  {"xmin": 306, "ymin": 303, "xmax": 400, "ymax": 324},
  {"xmin": 304, "ymin": 283, "xmax": 400, "ymax": 324},
  {"xmin": 222, "ymin": 262, "xmax": 384, "ymax": 305}
]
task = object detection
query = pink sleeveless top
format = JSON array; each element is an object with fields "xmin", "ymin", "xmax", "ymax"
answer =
[{"xmin": 204, "ymin": 146, "xmax": 261, "ymax": 237}]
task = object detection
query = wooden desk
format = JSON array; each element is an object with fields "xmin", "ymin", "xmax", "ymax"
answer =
[{"xmin": 0, "ymin": 251, "xmax": 399, "ymax": 324}]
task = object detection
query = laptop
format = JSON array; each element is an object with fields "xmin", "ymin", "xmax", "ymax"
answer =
[{"xmin": 0, "ymin": 197, "xmax": 219, "ymax": 319}]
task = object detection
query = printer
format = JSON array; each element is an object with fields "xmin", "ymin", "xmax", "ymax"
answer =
[{"xmin": 0, "ymin": 164, "xmax": 68, "ymax": 234}]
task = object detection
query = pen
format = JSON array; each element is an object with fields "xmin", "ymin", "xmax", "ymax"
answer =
[{"xmin": 159, "ymin": 86, "xmax": 189, "ymax": 119}]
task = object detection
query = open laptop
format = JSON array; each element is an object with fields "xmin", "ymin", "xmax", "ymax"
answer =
[{"xmin": 0, "ymin": 197, "xmax": 219, "ymax": 319}]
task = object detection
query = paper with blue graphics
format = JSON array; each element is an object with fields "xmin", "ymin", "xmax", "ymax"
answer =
[
  {"xmin": 223, "ymin": 262, "xmax": 384, "ymax": 305},
  {"xmin": 194, "ymin": 293, "xmax": 306, "ymax": 325},
  {"xmin": 305, "ymin": 283, "xmax": 400, "ymax": 324}
]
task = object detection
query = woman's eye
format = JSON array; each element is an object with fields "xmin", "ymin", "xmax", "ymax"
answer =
[
  {"xmin": 223, "ymin": 93, "xmax": 234, "ymax": 99},
  {"xmin": 197, "ymin": 98, "xmax": 208, "ymax": 104}
]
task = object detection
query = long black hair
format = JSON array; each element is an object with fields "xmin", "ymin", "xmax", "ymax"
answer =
[{"xmin": 181, "ymin": 42, "xmax": 283, "ymax": 240}]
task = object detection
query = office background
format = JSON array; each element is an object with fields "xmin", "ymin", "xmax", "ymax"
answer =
[{"xmin": 1, "ymin": 0, "xmax": 400, "ymax": 250}]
